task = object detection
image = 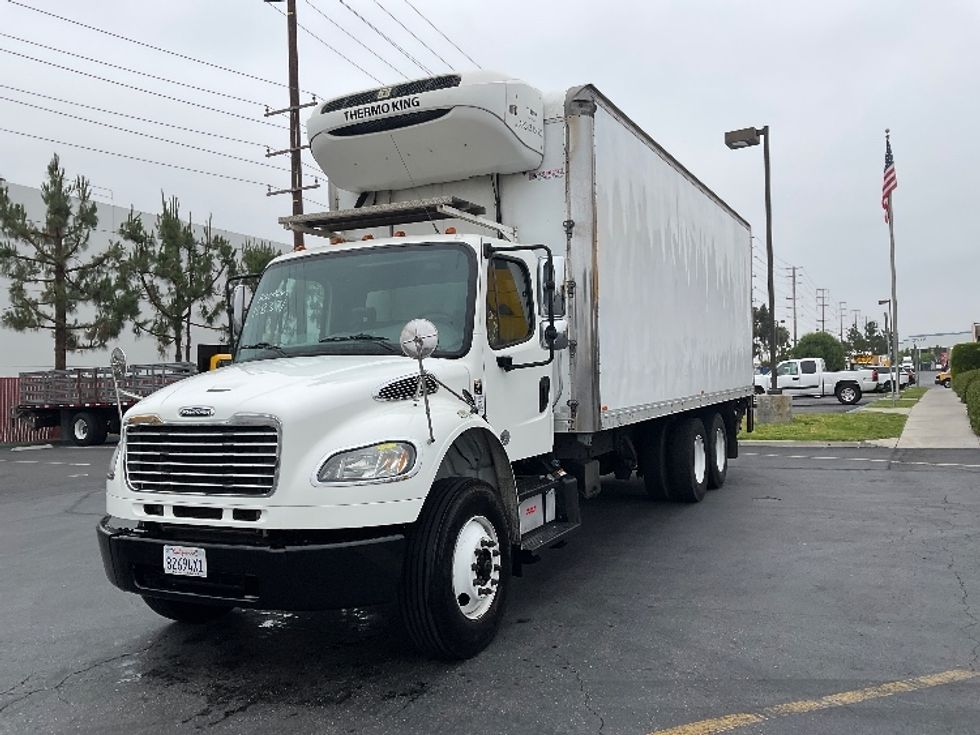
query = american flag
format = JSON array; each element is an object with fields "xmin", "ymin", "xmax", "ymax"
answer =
[{"xmin": 882, "ymin": 131, "xmax": 897, "ymax": 223}]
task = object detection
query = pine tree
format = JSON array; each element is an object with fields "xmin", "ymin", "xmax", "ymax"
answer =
[
  {"xmin": 119, "ymin": 195, "xmax": 236, "ymax": 362},
  {"xmin": 238, "ymin": 239, "xmax": 281, "ymax": 291},
  {"xmin": 0, "ymin": 154, "xmax": 138, "ymax": 370}
]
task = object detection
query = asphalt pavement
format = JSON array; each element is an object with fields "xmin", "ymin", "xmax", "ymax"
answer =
[{"xmin": 2, "ymin": 440, "xmax": 979, "ymax": 734}]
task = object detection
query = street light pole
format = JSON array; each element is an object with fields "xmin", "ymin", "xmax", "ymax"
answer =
[
  {"xmin": 725, "ymin": 125, "xmax": 778, "ymax": 393},
  {"xmin": 761, "ymin": 126, "xmax": 777, "ymax": 393}
]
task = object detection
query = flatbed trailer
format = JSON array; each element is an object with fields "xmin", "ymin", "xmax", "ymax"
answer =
[{"xmin": 15, "ymin": 363, "xmax": 194, "ymax": 445}]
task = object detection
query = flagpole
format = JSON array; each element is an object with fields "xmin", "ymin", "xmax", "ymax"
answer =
[{"xmin": 888, "ymin": 194, "xmax": 898, "ymax": 401}]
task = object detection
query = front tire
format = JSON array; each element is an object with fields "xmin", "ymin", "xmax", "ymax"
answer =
[
  {"xmin": 400, "ymin": 478, "xmax": 512, "ymax": 660},
  {"xmin": 142, "ymin": 596, "xmax": 233, "ymax": 624},
  {"xmin": 706, "ymin": 413, "xmax": 728, "ymax": 490},
  {"xmin": 943, "ymin": 379, "xmax": 951, "ymax": 388},
  {"xmin": 666, "ymin": 417, "xmax": 709, "ymax": 503}
]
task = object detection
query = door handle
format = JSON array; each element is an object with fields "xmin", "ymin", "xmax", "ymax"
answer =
[{"xmin": 792, "ymin": 377, "xmax": 799, "ymax": 380}]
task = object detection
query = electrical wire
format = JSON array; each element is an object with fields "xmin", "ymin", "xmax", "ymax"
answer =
[
  {"xmin": 370, "ymin": 0, "xmax": 452, "ymax": 70},
  {"xmin": 265, "ymin": 3, "xmax": 383, "ymax": 85},
  {"xmin": 5, "ymin": 0, "xmax": 319, "ymax": 96},
  {"xmin": 304, "ymin": 0, "xmax": 410, "ymax": 80},
  {"xmin": 0, "ymin": 48, "xmax": 287, "ymax": 130},
  {"xmin": 337, "ymin": 0, "xmax": 432, "ymax": 76},
  {"xmin": 0, "ymin": 95, "xmax": 291, "ymax": 173},
  {"xmin": 401, "ymin": 0, "xmax": 481, "ymax": 69},
  {"xmin": 0, "ymin": 83, "xmax": 267, "ymax": 148},
  {"xmin": 0, "ymin": 127, "xmax": 272, "ymax": 187},
  {"xmin": 0, "ymin": 33, "xmax": 263, "ymax": 107}
]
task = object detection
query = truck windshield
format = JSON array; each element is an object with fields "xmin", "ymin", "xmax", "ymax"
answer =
[{"xmin": 236, "ymin": 242, "xmax": 476, "ymax": 362}]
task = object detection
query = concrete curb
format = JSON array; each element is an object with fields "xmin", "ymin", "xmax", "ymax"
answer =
[{"xmin": 739, "ymin": 439, "xmax": 897, "ymax": 449}]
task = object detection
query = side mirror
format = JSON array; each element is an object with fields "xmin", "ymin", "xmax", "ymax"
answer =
[
  {"xmin": 540, "ymin": 318, "xmax": 569, "ymax": 351},
  {"xmin": 231, "ymin": 284, "xmax": 249, "ymax": 338},
  {"xmin": 110, "ymin": 347, "xmax": 127, "ymax": 380},
  {"xmin": 537, "ymin": 255, "xmax": 566, "ymax": 318},
  {"xmin": 400, "ymin": 319, "xmax": 439, "ymax": 360}
]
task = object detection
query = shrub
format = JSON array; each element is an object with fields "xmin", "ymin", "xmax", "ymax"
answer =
[
  {"xmin": 951, "ymin": 369, "xmax": 980, "ymax": 400},
  {"xmin": 792, "ymin": 332, "xmax": 846, "ymax": 371},
  {"xmin": 966, "ymin": 379, "xmax": 980, "ymax": 437},
  {"xmin": 950, "ymin": 343, "xmax": 980, "ymax": 377}
]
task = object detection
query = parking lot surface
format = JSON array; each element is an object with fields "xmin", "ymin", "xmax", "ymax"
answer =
[{"xmin": 1, "ymin": 442, "xmax": 978, "ymax": 734}]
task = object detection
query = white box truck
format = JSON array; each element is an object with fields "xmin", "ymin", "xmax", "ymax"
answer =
[{"xmin": 98, "ymin": 71, "xmax": 754, "ymax": 659}]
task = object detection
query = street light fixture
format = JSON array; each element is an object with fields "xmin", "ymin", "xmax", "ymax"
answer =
[{"xmin": 726, "ymin": 125, "xmax": 777, "ymax": 393}]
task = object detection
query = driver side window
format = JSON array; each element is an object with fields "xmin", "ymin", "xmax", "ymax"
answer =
[{"xmin": 486, "ymin": 257, "xmax": 534, "ymax": 349}]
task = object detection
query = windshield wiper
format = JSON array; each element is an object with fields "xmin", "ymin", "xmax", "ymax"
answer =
[
  {"xmin": 318, "ymin": 333, "xmax": 398, "ymax": 353},
  {"xmin": 238, "ymin": 342, "xmax": 288, "ymax": 357}
]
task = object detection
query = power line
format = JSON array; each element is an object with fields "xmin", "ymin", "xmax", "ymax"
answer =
[
  {"xmin": 337, "ymin": 0, "xmax": 433, "ymax": 75},
  {"xmin": 0, "ymin": 83, "xmax": 323, "ymax": 177},
  {"xmin": 6, "ymin": 0, "xmax": 319, "ymax": 95},
  {"xmin": 0, "ymin": 127, "xmax": 272, "ymax": 187},
  {"xmin": 266, "ymin": 3, "xmax": 384, "ymax": 85},
  {"xmin": 0, "ymin": 84, "xmax": 268, "ymax": 148},
  {"xmin": 304, "ymin": 0, "xmax": 410, "ymax": 80},
  {"xmin": 0, "ymin": 95, "xmax": 291, "ymax": 173},
  {"xmin": 0, "ymin": 48, "xmax": 287, "ymax": 129},
  {"xmin": 371, "ymin": 0, "xmax": 453, "ymax": 70},
  {"xmin": 0, "ymin": 33, "xmax": 263, "ymax": 106},
  {"xmin": 401, "ymin": 0, "xmax": 480, "ymax": 69}
]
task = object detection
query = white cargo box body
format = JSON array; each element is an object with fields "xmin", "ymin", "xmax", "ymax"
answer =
[{"xmin": 308, "ymin": 79, "xmax": 753, "ymax": 434}]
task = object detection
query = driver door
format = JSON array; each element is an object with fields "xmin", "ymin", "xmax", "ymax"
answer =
[{"xmin": 479, "ymin": 245, "xmax": 554, "ymax": 460}]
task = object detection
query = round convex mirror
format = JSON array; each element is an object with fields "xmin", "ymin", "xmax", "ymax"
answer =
[{"xmin": 400, "ymin": 319, "xmax": 439, "ymax": 360}]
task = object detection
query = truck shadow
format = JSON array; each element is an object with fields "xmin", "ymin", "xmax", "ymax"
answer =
[{"xmin": 132, "ymin": 475, "xmax": 709, "ymax": 722}]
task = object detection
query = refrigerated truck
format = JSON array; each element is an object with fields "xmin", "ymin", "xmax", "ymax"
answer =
[{"xmin": 98, "ymin": 71, "xmax": 754, "ymax": 659}]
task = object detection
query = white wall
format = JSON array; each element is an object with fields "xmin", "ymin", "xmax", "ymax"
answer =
[{"xmin": 0, "ymin": 181, "xmax": 288, "ymax": 376}]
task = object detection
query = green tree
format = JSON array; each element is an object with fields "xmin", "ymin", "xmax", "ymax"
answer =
[
  {"xmin": 238, "ymin": 239, "xmax": 281, "ymax": 290},
  {"xmin": 119, "ymin": 195, "xmax": 236, "ymax": 362},
  {"xmin": 753, "ymin": 304, "xmax": 791, "ymax": 363},
  {"xmin": 863, "ymin": 320, "xmax": 890, "ymax": 355},
  {"xmin": 0, "ymin": 154, "xmax": 137, "ymax": 369},
  {"xmin": 792, "ymin": 331, "xmax": 846, "ymax": 371},
  {"xmin": 844, "ymin": 324, "xmax": 868, "ymax": 354}
]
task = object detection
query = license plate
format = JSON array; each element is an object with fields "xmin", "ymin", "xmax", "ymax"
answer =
[{"xmin": 163, "ymin": 545, "xmax": 207, "ymax": 578}]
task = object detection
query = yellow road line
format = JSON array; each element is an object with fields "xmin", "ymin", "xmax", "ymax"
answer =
[{"xmin": 649, "ymin": 669, "xmax": 978, "ymax": 735}]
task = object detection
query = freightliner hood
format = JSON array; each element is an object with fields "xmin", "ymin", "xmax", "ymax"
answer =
[{"xmin": 128, "ymin": 355, "xmax": 469, "ymax": 423}]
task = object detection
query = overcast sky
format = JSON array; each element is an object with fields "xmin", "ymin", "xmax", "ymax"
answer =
[{"xmin": 1, "ymin": 0, "xmax": 977, "ymax": 342}]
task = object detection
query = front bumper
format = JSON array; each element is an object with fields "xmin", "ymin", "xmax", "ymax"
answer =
[{"xmin": 97, "ymin": 516, "xmax": 405, "ymax": 610}]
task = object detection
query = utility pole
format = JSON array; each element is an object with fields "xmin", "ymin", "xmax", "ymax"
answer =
[
  {"xmin": 838, "ymin": 301, "xmax": 847, "ymax": 342},
  {"xmin": 264, "ymin": 0, "xmax": 320, "ymax": 251},
  {"xmin": 851, "ymin": 308, "xmax": 861, "ymax": 330},
  {"xmin": 816, "ymin": 288, "xmax": 829, "ymax": 333}
]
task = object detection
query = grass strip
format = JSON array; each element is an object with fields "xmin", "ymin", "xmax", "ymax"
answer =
[{"xmin": 742, "ymin": 412, "xmax": 907, "ymax": 441}]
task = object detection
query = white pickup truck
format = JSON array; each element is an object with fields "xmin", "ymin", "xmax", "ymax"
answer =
[{"xmin": 754, "ymin": 358, "xmax": 878, "ymax": 405}]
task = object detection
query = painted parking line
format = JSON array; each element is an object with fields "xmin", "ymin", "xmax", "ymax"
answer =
[{"xmin": 649, "ymin": 668, "xmax": 979, "ymax": 735}]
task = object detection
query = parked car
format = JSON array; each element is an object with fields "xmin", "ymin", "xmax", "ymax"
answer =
[
  {"xmin": 902, "ymin": 366, "xmax": 917, "ymax": 385},
  {"xmin": 753, "ymin": 358, "xmax": 877, "ymax": 404},
  {"xmin": 936, "ymin": 369, "xmax": 952, "ymax": 388},
  {"xmin": 864, "ymin": 365, "xmax": 910, "ymax": 393}
]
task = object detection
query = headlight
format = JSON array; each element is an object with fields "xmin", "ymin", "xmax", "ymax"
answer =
[{"xmin": 317, "ymin": 442, "xmax": 416, "ymax": 483}]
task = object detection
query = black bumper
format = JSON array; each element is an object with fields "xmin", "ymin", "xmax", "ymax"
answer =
[{"xmin": 97, "ymin": 516, "xmax": 405, "ymax": 610}]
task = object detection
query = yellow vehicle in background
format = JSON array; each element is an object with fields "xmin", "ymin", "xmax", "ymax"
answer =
[{"xmin": 935, "ymin": 369, "xmax": 951, "ymax": 388}]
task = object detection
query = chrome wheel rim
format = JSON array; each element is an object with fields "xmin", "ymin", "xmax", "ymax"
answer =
[
  {"xmin": 452, "ymin": 515, "xmax": 500, "ymax": 620},
  {"xmin": 714, "ymin": 427, "xmax": 726, "ymax": 473},
  {"xmin": 693, "ymin": 433, "xmax": 706, "ymax": 485},
  {"xmin": 73, "ymin": 418, "xmax": 89, "ymax": 441}
]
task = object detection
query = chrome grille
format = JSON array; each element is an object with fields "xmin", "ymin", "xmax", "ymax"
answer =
[{"xmin": 125, "ymin": 423, "xmax": 279, "ymax": 495}]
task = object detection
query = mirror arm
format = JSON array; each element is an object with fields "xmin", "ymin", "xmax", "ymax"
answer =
[{"xmin": 226, "ymin": 272, "xmax": 262, "ymax": 353}]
